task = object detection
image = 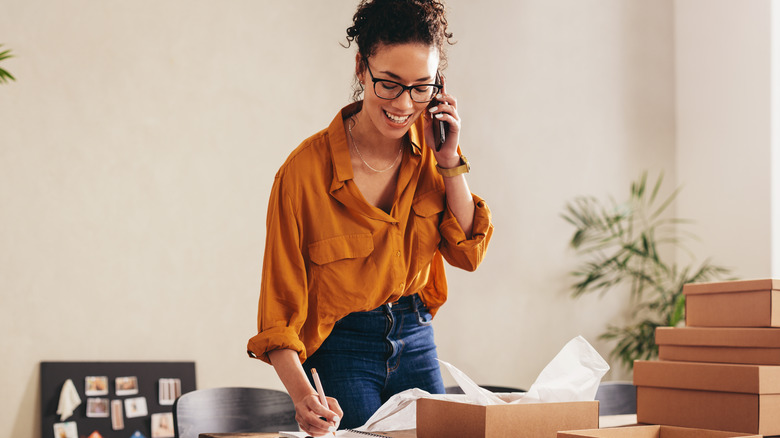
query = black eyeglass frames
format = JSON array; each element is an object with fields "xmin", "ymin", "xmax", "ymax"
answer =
[{"xmin": 364, "ymin": 61, "xmax": 443, "ymax": 103}]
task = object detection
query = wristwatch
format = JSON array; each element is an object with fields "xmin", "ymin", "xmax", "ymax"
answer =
[{"xmin": 436, "ymin": 154, "xmax": 470, "ymax": 177}]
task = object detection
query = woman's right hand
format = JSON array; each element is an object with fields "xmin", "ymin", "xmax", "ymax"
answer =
[
  {"xmin": 293, "ymin": 393, "xmax": 342, "ymax": 437},
  {"xmin": 267, "ymin": 349, "xmax": 343, "ymax": 437}
]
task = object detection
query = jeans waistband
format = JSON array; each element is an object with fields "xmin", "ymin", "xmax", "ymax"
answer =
[{"xmin": 371, "ymin": 294, "xmax": 418, "ymax": 312}]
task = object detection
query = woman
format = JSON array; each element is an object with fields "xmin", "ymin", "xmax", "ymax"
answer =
[{"xmin": 246, "ymin": 0, "xmax": 493, "ymax": 435}]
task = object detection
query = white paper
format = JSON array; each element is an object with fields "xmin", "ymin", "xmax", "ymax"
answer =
[
  {"xmin": 519, "ymin": 335, "xmax": 610, "ymax": 404},
  {"xmin": 438, "ymin": 360, "xmax": 505, "ymax": 405},
  {"xmin": 356, "ymin": 335, "xmax": 609, "ymax": 432},
  {"xmin": 280, "ymin": 431, "xmax": 392, "ymax": 437},
  {"xmin": 56, "ymin": 379, "xmax": 82, "ymax": 421}
]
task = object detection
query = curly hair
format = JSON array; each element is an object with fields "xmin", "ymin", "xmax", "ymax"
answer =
[{"xmin": 344, "ymin": 0, "xmax": 455, "ymax": 101}]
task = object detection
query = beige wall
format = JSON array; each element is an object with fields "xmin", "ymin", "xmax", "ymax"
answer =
[
  {"xmin": 674, "ymin": 0, "xmax": 775, "ymax": 279},
  {"xmin": 2, "ymin": 1, "xmax": 685, "ymax": 437},
  {"xmin": 773, "ymin": 0, "xmax": 780, "ymax": 278}
]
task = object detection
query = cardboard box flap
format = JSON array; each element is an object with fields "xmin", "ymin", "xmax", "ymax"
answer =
[
  {"xmin": 683, "ymin": 278, "xmax": 780, "ymax": 295},
  {"xmin": 558, "ymin": 425, "xmax": 760, "ymax": 437},
  {"xmin": 634, "ymin": 360, "xmax": 780, "ymax": 394},
  {"xmin": 655, "ymin": 326, "xmax": 780, "ymax": 347}
]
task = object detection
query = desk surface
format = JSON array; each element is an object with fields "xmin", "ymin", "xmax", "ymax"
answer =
[
  {"xmin": 199, "ymin": 431, "xmax": 417, "ymax": 438},
  {"xmin": 197, "ymin": 417, "xmax": 638, "ymax": 438}
]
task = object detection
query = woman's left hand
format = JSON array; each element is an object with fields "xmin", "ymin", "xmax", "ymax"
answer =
[{"xmin": 424, "ymin": 90, "xmax": 462, "ymax": 168}]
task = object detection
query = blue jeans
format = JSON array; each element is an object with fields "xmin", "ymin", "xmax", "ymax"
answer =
[{"xmin": 303, "ymin": 294, "xmax": 445, "ymax": 429}]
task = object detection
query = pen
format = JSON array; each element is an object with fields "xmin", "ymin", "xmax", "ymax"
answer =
[{"xmin": 311, "ymin": 368, "xmax": 336, "ymax": 436}]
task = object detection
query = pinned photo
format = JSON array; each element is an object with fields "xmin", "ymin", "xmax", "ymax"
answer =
[
  {"xmin": 53, "ymin": 421, "xmax": 78, "ymax": 438},
  {"xmin": 111, "ymin": 399, "xmax": 125, "ymax": 430},
  {"xmin": 124, "ymin": 396, "xmax": 148, "ymax": 418},
  {"xmin": 158, "ymin": 378, "xmax": 181, "ymax": 406},
  {"xmin": 151, "ymin": 412, "xmax": 175, "ymax": 438},
  {"xmin": 84, "ymin": 376, "xmax": 108, "ymax": 396},
  {"xmin": 115, "ymin": 376, "xmax": 139, "ymax": 396},
  {"xmin": 86, "ymin": 398, "xmax": 109, "ymax": 418}
]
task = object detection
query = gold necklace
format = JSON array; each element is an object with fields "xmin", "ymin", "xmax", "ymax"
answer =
[{"xmin": 348, "ymin": 117, "xmax": 402, "ymax": 173}]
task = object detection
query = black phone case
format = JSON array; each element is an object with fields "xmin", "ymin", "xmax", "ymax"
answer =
[{"xmin": 432, "ymin": 73, "xmax": 448, "ymax": 151}]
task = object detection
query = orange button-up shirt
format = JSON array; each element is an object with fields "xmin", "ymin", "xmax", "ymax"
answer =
[{"xmin": 247, "ymin": 102, "xmax": 493, "ymax": 364}]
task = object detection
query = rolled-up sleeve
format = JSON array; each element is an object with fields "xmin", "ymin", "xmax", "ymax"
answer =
[
  {"xmin": 438, "ymin": 194, "xmax": 493, "ymax": 271},
  {"xmin": 247, "ymin": 173, "xmax": 309, "ymax": 364}
]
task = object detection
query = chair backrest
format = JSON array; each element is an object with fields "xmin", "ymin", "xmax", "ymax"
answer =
[
  {"xmin": 444, "ymin": 385, "xmax": 525, "ymax": 395},
  {"xmin": 173, "ymin": 387, "xmax": 298, "ymax": 438},
  {"xmin": 594, "ymin": 381, "xmax": 637, "ymax": 415}
]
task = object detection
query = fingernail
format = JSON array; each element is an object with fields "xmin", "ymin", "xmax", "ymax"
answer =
[
  {"xmin": 428, "ymin": 106, "xmax": 438, "ymax": 113},
  {"xmin": 333, "ymin": 416, "xmax": 340, "ymax": 423},
  {"xmin": 436, "ymin": 93, "xmax": 443, "ymax": 99},
  {"xmin": 328, "ymin": 426, "xmax": 337, "ymax": 432},
  {"xmin": 435, "ymin": 113, "xmax": 444, "ymax": 119}
]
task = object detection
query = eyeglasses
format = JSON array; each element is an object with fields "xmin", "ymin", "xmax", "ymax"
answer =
[{"xmin": 364, "ymin": 61, "xmax": 442, "ymax": 103}]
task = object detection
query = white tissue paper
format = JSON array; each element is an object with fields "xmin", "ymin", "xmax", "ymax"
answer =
[
  {"xmin": 356, "ymin": 335, "xmax": 609, "ymax": 432},
  {"xmin": 520, "ymin": 335, "xmax": 611, "ymax": 404},
  {"xmin": 57, "ymin": 378, "xmax": 82, "ymax": 421}
]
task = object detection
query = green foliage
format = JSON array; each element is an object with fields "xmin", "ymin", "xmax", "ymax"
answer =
[
  {"xmin": 561, "ymin": 172, "xmax": 730, "ymax": 370},
  {"xmin": 0, "ymin": 45, "xmax": 16, "ymax": 84}
]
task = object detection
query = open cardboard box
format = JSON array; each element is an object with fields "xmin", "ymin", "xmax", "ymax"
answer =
[
  {"xmin": 557, "ymin": 425, "xmax": 760, "ymax": 438},
  {"xmin": 633, "ymin": 360, "xmax": 780, "ymax": 435},
  {"xmin": 656, "ymin": 326, "xmax": 780, "ymax": 365},
  {"xmin": 684, "ymin": 278, "xmax": 780, "ymax": 327},
  {"xmin": 416, "ymin": 398, "xmax": 598, "ymax": 438}
]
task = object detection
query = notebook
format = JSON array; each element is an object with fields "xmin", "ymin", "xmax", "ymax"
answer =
[{"xmin": 279, "ymin": 430, "xmax": 389, "ymax": 437}]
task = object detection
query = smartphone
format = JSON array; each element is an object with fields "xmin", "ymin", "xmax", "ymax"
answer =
[{"xmin": 431, "ymin": 73, "xmax": 448, "ymax": 152}]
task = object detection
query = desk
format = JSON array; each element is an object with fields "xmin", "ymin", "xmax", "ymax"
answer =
[
  {"xmin": 198, "ymin": 418, "xmax": 635, "ymax": 438},
  {"xmin": 200, "ymin": 432, "xmax": 417, "ymax": 438}
]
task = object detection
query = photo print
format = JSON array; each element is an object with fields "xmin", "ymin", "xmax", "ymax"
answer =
[
  {"xmin": 124, "ymin": 396, "xmax": 148, "ymax": 418},
  {"xmin": 151, "ymin": 412, "xmax": 175, "ymax": 438},
  {"xmin": 86, "ymin": 398, "xmax": 109, "ymax": 418},
  {"xmin": 84, "ymin": 376, "xmax": 109, "ymax": 396},
  {"xmin": 115, "ymin": 376, "xmax": 139, "ymax": 396},
  {"xmin": 158, "ymin": 378, "xmax": 181, "ymax": 406},
  {"xmin": 111, "ymin": 399, "xmax": 125, "ymax": 430},
  {"xmin": 53, "ymin": 421, "xmax": 78, "ymax": 438}
]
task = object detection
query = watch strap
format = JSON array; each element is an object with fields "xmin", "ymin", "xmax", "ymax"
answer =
[{"xmin": 436, "ymin": 154, "xmax": 470, "ymax": 177}]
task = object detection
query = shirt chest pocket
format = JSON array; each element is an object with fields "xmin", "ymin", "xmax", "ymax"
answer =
[
  {"xmin": 412, "ymin": 191, "xmax": 445, "ymax": 272},
  {"xmin": 308, "ymin": 233, "xmax": 378, "ymax": 316}
]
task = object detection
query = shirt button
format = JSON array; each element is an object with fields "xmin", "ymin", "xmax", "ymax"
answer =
[
  {"xmin": 399, "ymin": 282, "xmax": 405, "ymax": 290},
  {"xmin": 396, "ymin": 251, "xmax": 401, "ymax": 257}
]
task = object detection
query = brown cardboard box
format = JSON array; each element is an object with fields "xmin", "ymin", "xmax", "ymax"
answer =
[
  {"xmin": 656, "ymin": 326, "xmax": 780, "ymax": 365},
  {"xmin": 557, "ymin": 425, "xmax": 760, "ymax": 438},
  {"xmin": 416, "ymin": 398, "xmax": 599, "ymax": 438},
  {"xmin": 633, "ymin": 360, "xmax": 780, "ymax": 435},
  {"xmin": 684, "ymin": 278, "xmax": 780, "ymax": 327}
]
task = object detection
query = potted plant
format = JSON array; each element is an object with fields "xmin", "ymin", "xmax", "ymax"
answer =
[
  {"xmin": 561, "ymin": 172, "xmax": 730, "ymax": 370},
  {"xmin": 0, "ymin": 44, "xmax": 15, "ymax": 84}
]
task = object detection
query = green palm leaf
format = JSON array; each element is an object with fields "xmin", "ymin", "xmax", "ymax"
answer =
[
  {"xmin": 0, "ymin": 45, "xmax": 16, "ymax": 84},
  {"xmin": 563, "ymin": 172, "xmax": 730, "ymax": 369}
]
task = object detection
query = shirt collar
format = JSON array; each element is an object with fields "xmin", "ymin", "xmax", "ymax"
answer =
[
  {"xmin": 329, "ymin": 102, "xmax": 359, "ymax": 186},
  {"xmin": 329, "ymin": 101, "xmax": 424, "ymax": 186}
]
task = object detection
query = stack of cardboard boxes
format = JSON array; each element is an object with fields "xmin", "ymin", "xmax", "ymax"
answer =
[{"xmin": 633, "ymin": 279, "xmax": 780, "ymax": 436}]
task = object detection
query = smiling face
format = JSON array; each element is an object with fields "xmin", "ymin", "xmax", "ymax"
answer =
[{"xmin": 356, "ymin": 43, "xmax": 440, "ymax": 141}]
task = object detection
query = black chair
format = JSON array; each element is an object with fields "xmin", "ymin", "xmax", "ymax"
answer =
[
  {"xmin": 445, "ymin": 385, "xmax": 525, "ymax": 394},
  {"xmin": 594, "ymin": 381, "xmax": 637, "ymax": 415},
  {"xmin": 173, "ymin": 387, "xmax": 298, "ymax": 438}
]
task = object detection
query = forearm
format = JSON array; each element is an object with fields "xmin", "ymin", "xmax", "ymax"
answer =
[
  {"xmin": 441, "ymin": 172, "xmax": 475, "ymax": 238},
  {"xmin": 268, "ymin": 349, "xmax": 317, "ymax": 402}
]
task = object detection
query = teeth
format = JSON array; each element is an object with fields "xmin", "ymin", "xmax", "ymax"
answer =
[{"xmin": 384, "ymin": 110, "xmax": 410, "ymax": 124}]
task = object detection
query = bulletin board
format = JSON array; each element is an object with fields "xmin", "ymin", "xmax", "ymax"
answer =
[{"xmin": 40, "ymin": 361, "xmax": 196, "ymax": 438}]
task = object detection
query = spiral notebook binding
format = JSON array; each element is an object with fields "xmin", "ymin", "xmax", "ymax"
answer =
[{"xmin": 345, "ymin": 430, "xmax": 388, "ymax": 437}]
